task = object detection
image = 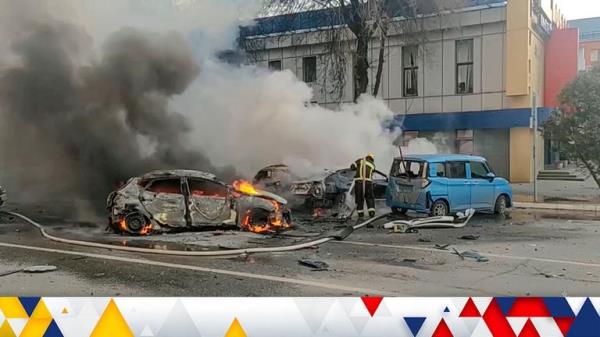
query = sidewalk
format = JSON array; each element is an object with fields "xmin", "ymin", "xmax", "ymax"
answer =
[{"xmin": 511, "ymin": 175, "xmax": 600, "ymax": 213}]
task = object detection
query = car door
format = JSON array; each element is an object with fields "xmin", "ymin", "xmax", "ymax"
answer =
[
  {"xmin": 186, "ymin": 178, "xmax": 232, "ymax": 226},
  {"xmin": 468, "ymin": 160, "xmax": 495, "ymax": 209},
  {"xmin": 445, "ymin": 161, "xmax": 470, "ymax": 211},
  {"xmin": 140, "ymin": 178, "xmax": 188, "ymax": 228},
  {"xmin": 372, "ymin": 170, "xmax": 388, "ymax": 199}
]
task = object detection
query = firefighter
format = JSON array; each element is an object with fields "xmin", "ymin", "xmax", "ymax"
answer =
[{"xmin": 350, "ymin": 153, "xmax": 376, "ymax": 218}]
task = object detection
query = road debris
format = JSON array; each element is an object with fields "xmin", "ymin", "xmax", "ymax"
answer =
[
  {"xmin": 459, "ymin": 235, "xmax": 480, "ymax": 240},
  {"xmin": 434, "ymin": 244, "xmax": 450, "ymax": 250},
  {"xmin": 418, "ymin": 238, "xmax": 432, "ymax": 243},
  {"xmin": 1, "ymin": 265, "xmax": 58, "ymax": 277},
  {"xmin": 452, "ymin": 248, "xmax": 489, "ymax": 262},
  {"xmin": 383, "ymin": 209, "xmax": 475, "ymax": 233},
  {"xmin": 298, "ymin": 258, "xmax": 329, "ymax": 271}
]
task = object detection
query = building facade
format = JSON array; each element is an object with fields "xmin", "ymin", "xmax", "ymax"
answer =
[
  {"xmin": 569, "ymin": 17, "xmax": 600, "ymax": 71},
  {"xmin": 240, "ymin": 0, "xmax": 575, "ymax": 182}
]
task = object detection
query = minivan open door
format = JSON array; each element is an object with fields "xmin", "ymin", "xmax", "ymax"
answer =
[{"xmin": 388, "ymin": 159, "xmax": 429, "ymax": 209}]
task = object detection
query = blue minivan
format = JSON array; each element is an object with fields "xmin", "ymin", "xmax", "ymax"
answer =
[{"xmin": 385, "ymin": 154, "xmax": 512, "ymax": 216}]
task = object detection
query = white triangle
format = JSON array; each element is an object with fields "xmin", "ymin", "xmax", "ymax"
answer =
[
  {"xmin": 566, "ymin": 297, "xmax": 587, "ymax": 315},
  {"xmin": 590, "ymin": 298, "xmax": 600, "ymax": 316},
  {"xmin": 141, "ymin": 325, "xmax": 154, "ymax": 337},
  {"xmin": 7, "ymin": 318, "xmax": 28, "ymax": 336},
  {"xmin": 471, "ymin": 319, "xmax": 493, "ymax": 337},
  {"xmin": 531, "ymin": 317, "xmax": 562, "ymax": 337},
  {"xmin": 462, "ymin": 317, "xmax": 481, "ymax": 336},
  {"xmin": 349, "ymin": 300, "xmax": 369, "ymax": 317},
  {"xmin": 294, "ymin": 298, "xmax": 336, "ymax": 334},
  {"xmin": 375, "ymin": 301, "xmax": 391, "ymax": 317},
  {"xmin": 348, "ymin": 316, "xmax": 369, "ymax": 334},
  {"xmin": 338, "ymin": 298, "xmax": 359, "ymax": 316},
  {"xmin": 451, "ymin": 298, "xmax": 470, "ymax": 315},
  {"xmin": 472, "ymin": 297, "xmax": 492, "ymax": 315},
  {"xmin": 507, "ymin": 317, "xmax": 528, "ymax": 335}
]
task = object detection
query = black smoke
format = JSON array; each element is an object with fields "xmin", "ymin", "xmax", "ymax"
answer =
[{"xmin": 0, "ymin": 20, "xmax": 234, "ymax": 214}]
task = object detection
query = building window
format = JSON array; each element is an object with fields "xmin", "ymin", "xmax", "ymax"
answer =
[
  {"xmin": 456, "ymin": 39, "xmax": 474, "ymax": 94},
  {"xmin": 456, "ymin": 129, "xmax": 474, "ymax": 154},
  {"xmin": 402, "ymin": 45, "xmax": 419, "ymax": 97},
  {"xmin": 591, "ymin": 49, "xmax": 600, "ymax": 64},
  {"xmin": 268, "ymin": 60, "xmax": 281, "ymax": 71},
  {"xmin": 302, "ymin": 56, "xmax": 317, "ymax": 83}
]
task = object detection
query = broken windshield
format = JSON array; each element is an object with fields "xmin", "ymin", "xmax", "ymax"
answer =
[{"xmin": 390, "ymin": 160, "xmax": 426, "ymax": 179}]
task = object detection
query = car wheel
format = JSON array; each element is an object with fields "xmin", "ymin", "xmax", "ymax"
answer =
[
  {"xmin": 494, "ymin": 195, "xmax": 508, "ymax": 215},
  {"xmin": 430, "ymin": 200, "xmax": 449, "ymax": 217},
  {"xmin": 391, "ymin": 207, "xmax": 407, "ymax": 215}
]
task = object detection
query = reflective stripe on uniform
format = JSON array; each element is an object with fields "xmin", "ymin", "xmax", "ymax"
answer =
[{"xmin": 367, "ymin": 208, "xmax": 375, "ymax": 212}]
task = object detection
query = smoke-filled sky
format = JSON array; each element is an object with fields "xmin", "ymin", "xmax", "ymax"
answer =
[{"xmin": 0, "ymin": 0, "xmax": 405, "ymax": 214}]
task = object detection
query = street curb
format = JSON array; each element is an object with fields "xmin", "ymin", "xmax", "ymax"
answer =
[{"xmin": 513, "ymin": 201, "xmax": 600, "ymax": 212}]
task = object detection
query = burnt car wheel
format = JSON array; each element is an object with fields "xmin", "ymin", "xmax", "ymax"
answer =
[{"xmin": 118, "ymin": 211, "xmax": 151, "ymax": 235}]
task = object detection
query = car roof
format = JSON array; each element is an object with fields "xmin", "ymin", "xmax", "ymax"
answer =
[
  {"xmin": 260, "ymin": 164, "xmax": 289, "ymax": 171},
  {"xmin": 139, "ymin": 170, "xmax": 219, "ymax": 181},
  {"xmin": 394, "ymin": 154, "xmax": 486, "ymax": 162}
]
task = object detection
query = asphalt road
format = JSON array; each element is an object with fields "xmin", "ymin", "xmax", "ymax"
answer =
[{"xmin": 1, "ymin": 204, "xmax": 599, "ymax": 296}]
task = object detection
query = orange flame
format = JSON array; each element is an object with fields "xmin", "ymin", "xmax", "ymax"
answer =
[
  {"xmin": 313, "ymin": 208, "xmax": 323, "ymax": 219},
  {"xmin": 233, "ymin": 180, "xmax": 258, "ymax": 195},
  {"xmin": 119, "ymin": 217, "xmax": 153, "ymax": 236},
  {"xmin": 240, "ymin": 200, "xmax": 291, "ymax": 234}
]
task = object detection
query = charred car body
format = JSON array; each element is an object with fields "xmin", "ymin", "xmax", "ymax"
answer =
[
  {"xmin": 254, "ymin": 164, "xmax": 388, "ymax": 210},
  {"xmin": 107, "ymin": 170, "xmax": 291, "ymax": 235},
  {"xmin": 0, "ymin": 185, "xmax": 6, "ymax": 207}
]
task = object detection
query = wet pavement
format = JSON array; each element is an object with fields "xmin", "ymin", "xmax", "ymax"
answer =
[{"xmin": 1, "ymin": 203, "xmax": 599, "ymax": 296}]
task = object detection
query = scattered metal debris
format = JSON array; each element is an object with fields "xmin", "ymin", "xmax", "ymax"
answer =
[
  {"xmin": 459, "ymin": 235, "xmax": 480, "ymax": 240},
  {"xmin": 418, "ymin": 238, "xmax": 432, "ymax": 243},
  {"xmin": 452, "ymin": 248, "xmax": 489, "ymax": 262},
  {"xmin": 298, "ymin": 258, "xmax": 329, "ymax": 271},
  {"xmin": 434, "ymin": 244, "xmax": 450, "ymax": 250},
  {"xmin": 383, "ymin": 209, "xmax": 475, "ymax": 233},
  {"xmin": 1, "ymin": 265, "xmax": 58, "ymax": 277},
  {"xmin": 402, "ymin": 258, "xmax": 417, "ymax": 263}
]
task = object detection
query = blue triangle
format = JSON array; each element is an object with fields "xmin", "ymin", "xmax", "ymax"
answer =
[
  {"xmin": 404, "ymin": 317, "xmax": 426, "ymax": 337},
  {"xmin": 19, "ymin": 297, "xmax": 41, "ymax": 316},
  {"xmin": 567, "ymin": 298, "xmax": 600, "ymax": 337},
  {"xmin": 444, "ymin": 306, "xmax": 450, "ymax": 312},
  {"xmin": 43, "ymin": 320, "xmax": 64, "ymax": 337},
  {"xmin": 496, "ymin": 297, "xmax": 516, "ymax": 316},
  {"xmin": 544, "ymin": 297, "xmax": 576, "ymax": 317}
]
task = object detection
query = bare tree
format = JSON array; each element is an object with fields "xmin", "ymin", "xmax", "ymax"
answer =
[{"xmin": 251, "ymin": 0, "xmax": 466, "ymax": 103}]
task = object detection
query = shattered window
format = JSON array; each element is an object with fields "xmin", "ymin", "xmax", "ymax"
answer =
[
  {"xmin": 188, "ymin": 179, "xmax": 228, "ymax": 197},
  {"xmin": 391, "ymin": 160, "xmax": 425, "ymax": 178},
  {"xmin": 446, "ymin": 162, "xmax": 467, "ymax": 179},
  {"xmin": 146, "ymin": 179, "xmax": 182, "ymax": 195}
]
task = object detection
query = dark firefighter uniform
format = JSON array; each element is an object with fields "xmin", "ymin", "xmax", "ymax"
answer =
[{"xmin": 351, "ymin": 154, "xmax": 376, "ymax": 218}]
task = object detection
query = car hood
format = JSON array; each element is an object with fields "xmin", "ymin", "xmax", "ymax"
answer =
[
  {"xmin": 292, "ymin": 170, "xmax": 336, "ymax": 184},
  {"xmin": 254, "ymin": 189, "xmax": 287, "ymax": 205}
]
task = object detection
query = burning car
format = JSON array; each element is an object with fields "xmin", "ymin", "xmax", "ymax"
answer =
[
  {"xmin": 252, "ymin": 164, "xmax": 292, "ymax": 194},
  {"xmin": 290, "ymin": 168, "xmax": 389, "ymax": 209},
  {"xmin": 107, "ymin": 170, "xmax": 291, "ymax": 235},
  {"xmin": 0, "ymin": 185, "xmax": 6, "ymax": 207}
]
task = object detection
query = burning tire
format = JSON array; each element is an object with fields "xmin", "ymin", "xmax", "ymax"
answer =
[{"xmin": 117, "ymin": 211, "xmax": 152, "ymax": 235}]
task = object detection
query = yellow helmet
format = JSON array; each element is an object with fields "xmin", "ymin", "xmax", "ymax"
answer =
[{"xmin": 367, "ymin": 153, "xmax": 375, "ymax": 159}]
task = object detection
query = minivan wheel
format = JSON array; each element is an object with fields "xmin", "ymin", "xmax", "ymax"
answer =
[
  {"xmin": 391, "ymin": 207, "xmax": 407, "ymax": 215},
  {"xmin": 430, "ymin": 200, "xmax": 449, "ymax": 216},
  {"xmin": 494, "ymin": 195, "xmax": 508, "ymax": 215}
]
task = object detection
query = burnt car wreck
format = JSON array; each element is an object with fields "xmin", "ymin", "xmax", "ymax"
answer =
[
  {"xmin": 0, "ymin": 185, "xmax": 6, "ymax": 207},
  {"xmin": 107, "ymin": 170, "xmax": 291, "ymax": 235}
]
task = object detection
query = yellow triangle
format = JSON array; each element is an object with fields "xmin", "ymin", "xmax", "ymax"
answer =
[
  {"xmin": 224, "ymin": 318, "xmax": 247, "ymax": 337},
  {"xmin": 90, "ymin": 299, "xmax": 133, "ymax": 337},
  {"xmin": 0, "ymin": 320, "xmax": 17, "ymax": 337},
  {"xmin": 61, "ymin": 308, "xmax": 68, "ymax": 314},
  {"xmin": 0, "ymin": 298, "xmax": 28, "ymax": 319},
  {"xmin": 29, "ymin": 300, "xmax": 51, "ymax": 320}
]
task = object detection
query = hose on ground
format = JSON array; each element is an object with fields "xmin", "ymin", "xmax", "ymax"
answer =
[{"xmin": 1, "ymin": 210, "xmax": 390, "ymax": 257}]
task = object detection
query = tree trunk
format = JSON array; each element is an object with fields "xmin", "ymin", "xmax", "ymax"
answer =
[
  {"xmin": 578, "ymin": 151, "xmax": 600, "ymax": 189},
  {"xmin": 353, "ymin": 32, "xmax": 370, "ymax": 102},
  {"xmin": 372, "ymin": 34, "xmax": 385, "ymax": 97}
]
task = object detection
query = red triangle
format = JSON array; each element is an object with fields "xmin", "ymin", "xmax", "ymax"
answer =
[
  {"xmin": 554, "ymin": 317, "xmax": 575, "ymax": 336},
  {"xmin": 508, "ymin": 298, "xmax": 551, "ymax": 317},
  {"xmin": 460, "ymin": 298, "xmax": 481, "ymax": 317},
  {"xmin": 518, "ymin": 319, "xmax": 541, "ymax": 337},
  {"xmin": 432, "ymin": 318, "xmax": 454, "ymax": 337},
  {"xmin": 360, "ymin": 297, "xmax": 383, "ymax": 317},
  {"xmin": 483, "ymin": 298, "xmax": 517, "ymax": 337}
]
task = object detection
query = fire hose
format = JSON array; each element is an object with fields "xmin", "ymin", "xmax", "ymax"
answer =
[{"xmin": 1, "ymin": 210, "xmax": 390, "ymax": 257}]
